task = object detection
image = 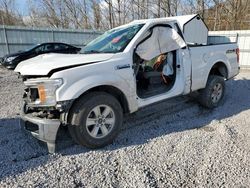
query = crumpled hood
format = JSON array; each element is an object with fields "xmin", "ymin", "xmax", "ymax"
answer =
[{"xmin": 14, "ymin": 53, "xmax": 114, "ymax": 76}]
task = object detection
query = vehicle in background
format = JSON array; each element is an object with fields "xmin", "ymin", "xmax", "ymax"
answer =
[
  {"xmin": 15, "ymin": 14, "xmax": 239, "ymax": 153},
  {"xmin": 0, "ymin": 42, "xmax": 81, "ymax": 69}
]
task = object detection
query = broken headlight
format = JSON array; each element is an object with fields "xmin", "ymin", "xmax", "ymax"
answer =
[{"xmin": 24, "ymin": 78, "xmax": 63, "ymax": 107}]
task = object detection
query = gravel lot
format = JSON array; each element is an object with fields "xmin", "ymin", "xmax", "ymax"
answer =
[{"xmin": 0, "ymin": 66, "xmax": 249, "ymax": 187}]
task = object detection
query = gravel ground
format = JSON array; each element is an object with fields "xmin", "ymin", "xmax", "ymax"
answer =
[{"xmin": 0, "ymin": 66, "xmax": 249, "ymax": 187}]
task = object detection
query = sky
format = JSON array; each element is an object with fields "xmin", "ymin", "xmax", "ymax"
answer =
[{"xmin": 16, "ymin": 0, "xmax": 29, "ymax": 16}]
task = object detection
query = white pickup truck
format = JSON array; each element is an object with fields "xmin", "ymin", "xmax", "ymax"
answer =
[{"xmin": 15, "ymin": 14, "xmax": 239, "ymax": 153}]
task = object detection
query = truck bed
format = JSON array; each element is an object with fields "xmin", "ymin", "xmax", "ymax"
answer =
[{"xmin": 188, "ymin": 42, "xmax": 239, "ymax": 91}]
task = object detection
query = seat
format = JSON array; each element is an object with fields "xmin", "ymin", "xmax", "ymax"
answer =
[{"xmin": 143, "ymin": 71, "xmax": 162, "ymax": 84}]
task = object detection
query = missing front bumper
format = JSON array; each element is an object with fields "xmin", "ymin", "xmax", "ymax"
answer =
[{"xmin": 20, "ymin": 114, "xmax": 60, "ymax": 153}]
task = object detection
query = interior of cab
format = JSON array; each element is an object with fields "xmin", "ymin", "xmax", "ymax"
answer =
[
  {"xmin": 133, "ymin": 25, "xmax": 185, "ymax": 98},
  {"xmin": 134, "ymin": 51, "xmax": 177, "ymax": 98}
]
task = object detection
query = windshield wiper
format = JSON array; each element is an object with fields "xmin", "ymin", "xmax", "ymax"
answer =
[
  {"xmin": 82, "ymin": 50, "xmax": 116, "ymax": 54},
  {"xmin": 82, "ymin": 50, "xmax": 102, "ymax": 54}
]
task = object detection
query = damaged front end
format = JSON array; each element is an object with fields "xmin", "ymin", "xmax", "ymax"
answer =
[{"xmin": 20, "ymin": 77, "xmax": 72, "ymax": 153}]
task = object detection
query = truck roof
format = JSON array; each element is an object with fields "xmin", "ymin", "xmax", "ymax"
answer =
[
  {"xmin": 129, "ymin": 14, "xmax": 208, "ymax": 45},
  {"xmin": 130, "ymin": 14, "xmax": 198, "ymax": 30}
]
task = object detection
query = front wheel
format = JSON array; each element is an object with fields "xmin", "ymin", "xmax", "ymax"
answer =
[
  {"xmin": 68, "ymin": 92, "xmax": 123, "ymax": 148},
  {"xmin": 199, "ymin": 75, "xmax": 225, "ymax": 108}
]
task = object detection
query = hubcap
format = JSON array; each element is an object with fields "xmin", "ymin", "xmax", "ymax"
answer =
[
  {"xmin": 211, "ymin": 83, "xmax": 223, "ymax": 103},
  {"xmin": 86, "ymin": 105, "xmax": 115, "ymax": 139}
]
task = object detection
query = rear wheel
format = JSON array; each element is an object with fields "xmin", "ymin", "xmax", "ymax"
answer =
[
  {"xmin": 68, "ymin": 92, "xmax": 123, "ymax": 148},
  {"xmin": 199, "ymin": 75, "xmax": 225, "ymax": 108}
]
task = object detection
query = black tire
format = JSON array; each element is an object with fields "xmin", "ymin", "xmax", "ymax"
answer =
[
  {"xmin": 68, "ymin": 92, "xmax": 123, "ymax": 148},
  {"xmin": 199, "ymin": 75, "xmax": 225, "ymax": 108}
]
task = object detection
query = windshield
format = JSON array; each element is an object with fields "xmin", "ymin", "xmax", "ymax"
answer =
[
  {"xmin": 82, "ymin": 24, "xmax": 144, "ymax": 54},
  {"xmin": 25, "ymin": 44, "xmax": 39, "ymax": 52}
]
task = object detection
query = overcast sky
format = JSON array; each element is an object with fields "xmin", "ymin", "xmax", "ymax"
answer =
[{"xmin": 16, "ymin": 0, "xmax": 28, "ymax": 16}]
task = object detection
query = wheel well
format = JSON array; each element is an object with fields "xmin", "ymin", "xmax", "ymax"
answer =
[
  {"xmin": 84, "ymin": 85, "xmax": 130, "ymax": 114},
  {"xmin": 63, "ymin": 85, "xmax": 130, "ymax": 125},
  {"xmin": 209, "ymin": 62, "xmax": 228, "ymax": 79}
]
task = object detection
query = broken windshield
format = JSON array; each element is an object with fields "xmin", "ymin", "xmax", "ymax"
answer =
[{"xmin": 82, "ymin": 24, "xmax": 144, "ymax": 54}]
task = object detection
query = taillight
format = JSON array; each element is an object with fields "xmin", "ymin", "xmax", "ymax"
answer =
[{"xmin": 236, "ymin": 48, "xmax": 240, "ymax": 63}]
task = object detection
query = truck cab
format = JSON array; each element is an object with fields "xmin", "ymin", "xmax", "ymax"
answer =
[{"xmin": 15, "ymin": 14, "xmax": 239, "ymax": 153}]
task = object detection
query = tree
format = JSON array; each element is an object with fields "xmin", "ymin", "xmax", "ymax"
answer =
[
  {"xmin": 0, "ymin": 0, "xmax": 24, "ymax": 25},
  {"xmin": 0, "ymin": 0, "xmax": 250, "ymax": 30},
  {"xmin": 92, "ymin": 0, "xmax": 101, "ymax": 29}
]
